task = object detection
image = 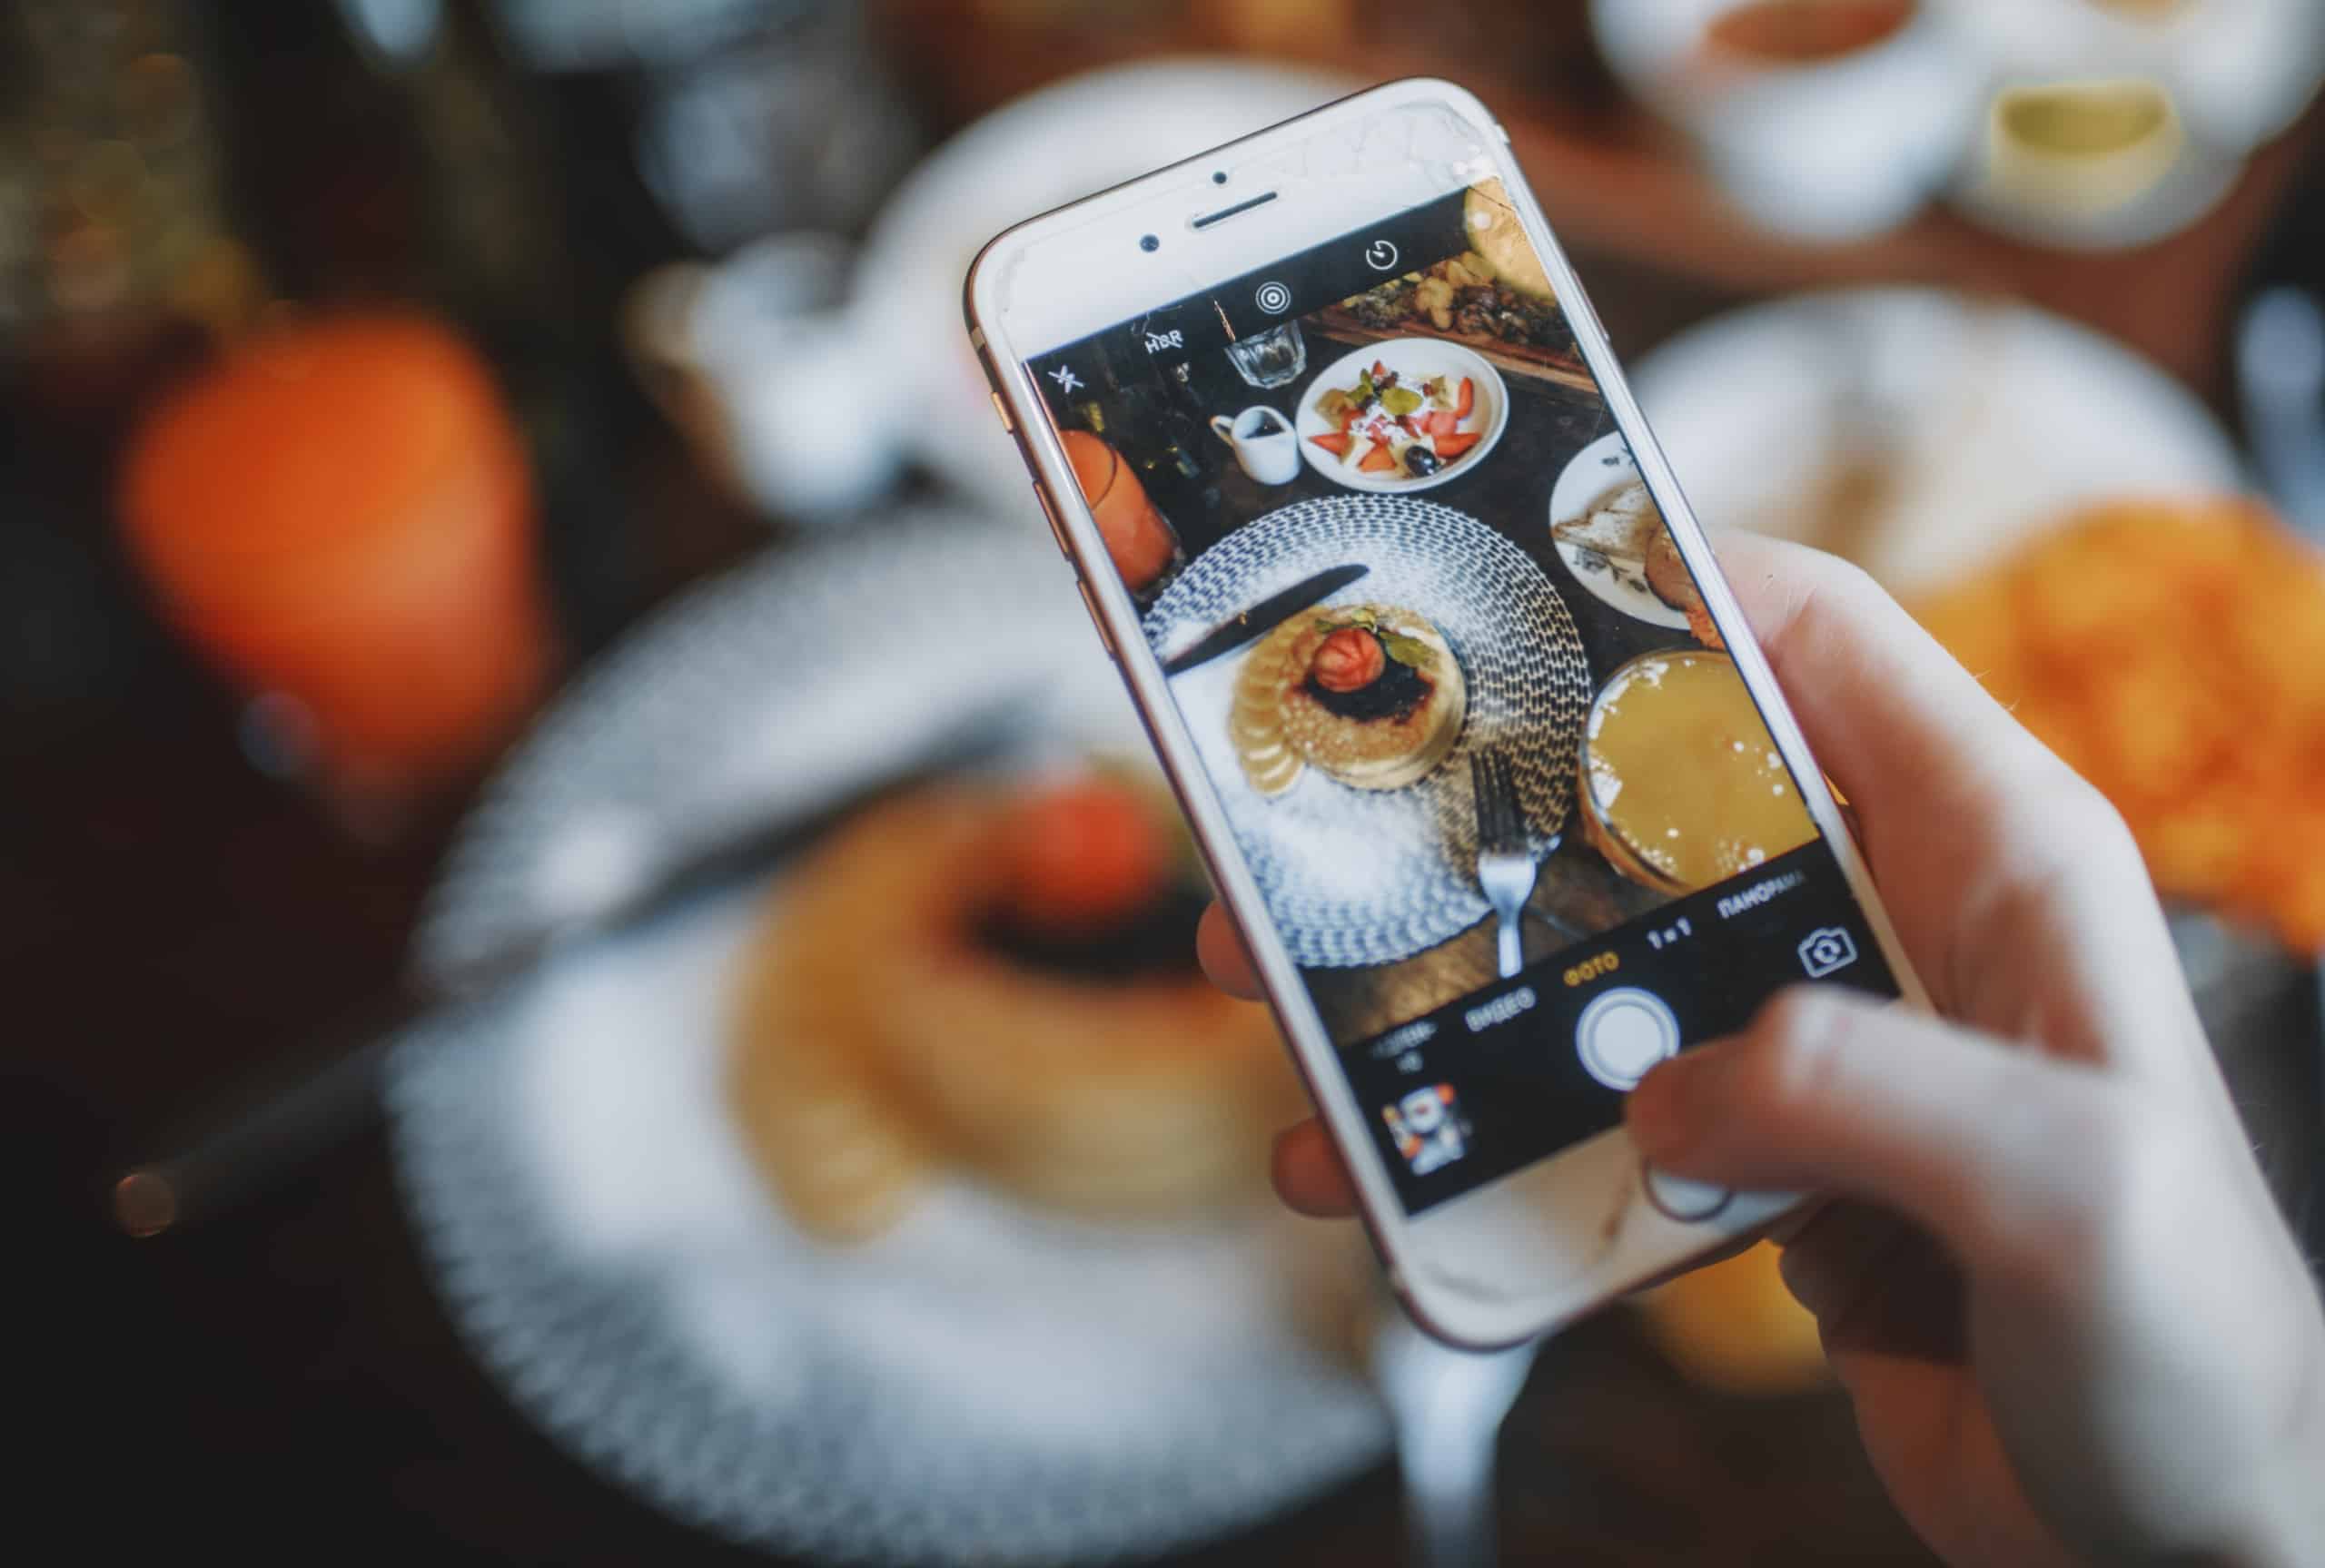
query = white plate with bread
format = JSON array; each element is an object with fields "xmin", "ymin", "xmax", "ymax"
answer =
[{"xmin": 1547, "ymin": 430, "xmax": 1694, "ymax": 633}]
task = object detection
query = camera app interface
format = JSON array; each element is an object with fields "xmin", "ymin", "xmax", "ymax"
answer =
[{"xmin": 1026, "ymin": 182, "xmax": 1898, "ymax": 1213}]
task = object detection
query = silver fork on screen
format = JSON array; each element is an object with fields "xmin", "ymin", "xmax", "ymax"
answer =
[{"xmin": 1470, "ymin": 749, "xmax": 1538, "ymax": 981}]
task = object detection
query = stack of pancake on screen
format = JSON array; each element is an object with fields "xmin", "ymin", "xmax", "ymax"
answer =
[{"xmin": 1232, "ymin": 605, "xmax": 1467, "ymax": 797}]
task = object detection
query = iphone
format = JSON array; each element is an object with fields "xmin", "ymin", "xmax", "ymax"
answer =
[{"xmin": 966, "ymin": 78, "xmax": 1925, "ymax": 1346}]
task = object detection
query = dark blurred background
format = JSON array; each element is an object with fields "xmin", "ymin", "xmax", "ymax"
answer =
[{"xmin": 14, "ymin": 2, "xmax": 2325, "ymax": 1563}]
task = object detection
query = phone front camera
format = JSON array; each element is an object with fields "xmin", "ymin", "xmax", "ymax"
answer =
[
  {"xmin": 1212, "ymin": 171, "xmax": 1228, "ymax": 185},
  {"xmin": 1140, "ymin": 234, "xmax": 1161, "ymax": 252}
]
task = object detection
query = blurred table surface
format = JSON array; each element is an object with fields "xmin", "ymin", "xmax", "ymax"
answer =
[
  {"xmin": 879, "ymin": 0, "xmax": 2325, "ymax": 410},
  {"xmin": 15, "ymin": 16, "xmax": 2323, "ymax": 1567}
]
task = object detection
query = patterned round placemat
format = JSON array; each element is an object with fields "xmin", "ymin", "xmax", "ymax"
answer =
[{"xmin": 1144, "ymin": 497, "xmax": 1591, "ymax": 969}]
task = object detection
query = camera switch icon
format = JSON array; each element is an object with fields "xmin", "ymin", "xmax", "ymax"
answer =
[{"xmin": 1797, "ymin": 926, "xmax": 1859, "ymax": 979}]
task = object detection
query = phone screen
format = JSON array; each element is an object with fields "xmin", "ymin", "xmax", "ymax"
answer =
[{"xmin": 1024, "ymin": 181, "xmax": 1899, "ymax": 1215}]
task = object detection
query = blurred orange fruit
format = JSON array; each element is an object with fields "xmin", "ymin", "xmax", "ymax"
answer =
[
  {"xmin": 121, "ymin": 313, "xmax": 549, "ymax": 793},
  {"xmin": 994, "ymin": 776, "xmax": 1173, "ymax": 935}
]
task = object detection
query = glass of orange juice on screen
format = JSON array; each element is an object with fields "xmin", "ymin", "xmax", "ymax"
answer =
[
  {"xmin": 121, "ymin": 314, "xmax": 551, "ymax": 805},
  {"xmin": 1059, "ymin": 429, "xmax": 1180, "ymax": 596}
]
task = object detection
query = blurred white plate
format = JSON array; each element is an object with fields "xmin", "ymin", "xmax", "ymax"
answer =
[
  {"xmin": 1546, "ymin": 430, "xmax": 1691, "ymax": 631},
  {"xmin": 388, "ymin": 510, "xmax": 1385, "ymax": 1565},
  {"xmin": 855, "ymin": 59, "xmax": 1360, "ymax": 518},
  {"xmin": 1629, "ymin": 287, "xmax": 2247, "ymax": 594},
  {"xmin": 627, "ymin": 61, "xmax": 1360, "ymax": 525},
  {"xmin": 1590, "ymin": 0, "xmax": 1976, "ymax": 242},
  {"xmin": 1292, "ymin": 340, "xmax": 1510, "ymax": 493},
  {"xmin": 1948, "ymin": 118, "xmax": 2246, "ymax": 253},
  {"xmin": 1948, "ymin": 0, "xmax": 2325, "ymax": 158}
]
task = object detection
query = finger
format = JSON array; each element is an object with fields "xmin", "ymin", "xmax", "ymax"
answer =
[
  {"xmin": 1707, "ymin": 531, "xmax": 2074, "ymax": 823},
  {"xmin": 1197, "ymin": 902, "xmax": 1263, "ymax": 1000},
  {"xmin": 1626, "ymin": 985, "xmax": 2101, "ymax": 1268},
  {"xmin": 1706, "ymin": 534, "xmax": 2185, "ymax": 1039},
  {"xmin": 1628, "ymin": 1198, "xmax": 1829, "ymax": 1297},
  {"xmin": 1777, "ymin": 1199, "xmax": 1918, "ymax": 1325},
  {"xmin": 1762, "ymin": 1196, "xmax": 1832, "ymax": 1248},
  {"xmin": 1271, "ymin": 1119, "xmax": 1358, "ymax": 1218},
  {"xmin": 1817, "ymin": 1226, "xmax": 1966, "ymax": 1367},
  {"xmin": 1784, "ymin": 1202, "xmax": 1966, "ymax": 1367}
]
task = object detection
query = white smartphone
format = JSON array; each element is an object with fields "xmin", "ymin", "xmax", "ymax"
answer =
[{"xmin": 966, "ymin": 78, "xmax": 1927, "ymax": 1347}]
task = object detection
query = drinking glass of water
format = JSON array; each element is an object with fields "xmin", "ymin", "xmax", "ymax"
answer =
[{"xmin": 1225, "ymin": 321, "xmax": 1308, "ymax": 389}]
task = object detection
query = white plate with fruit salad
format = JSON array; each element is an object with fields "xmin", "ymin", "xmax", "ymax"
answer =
[{"xmin": 1294, "ymin": 339, "xmax": 1508, "ymax": 493}]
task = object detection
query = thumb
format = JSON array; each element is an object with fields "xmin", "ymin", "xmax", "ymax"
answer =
[{"xmin": 1626, "ymin": 987, "xmax": 2095, "ymax": 1268}]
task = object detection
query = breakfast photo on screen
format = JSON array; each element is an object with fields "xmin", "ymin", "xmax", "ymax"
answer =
[{"xmin": 1033, "ymin": 181, "xmax": 1895, "ymax": 1208}]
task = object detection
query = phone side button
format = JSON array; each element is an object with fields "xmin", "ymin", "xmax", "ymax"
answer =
[
  {"xmin": 990, "ymin": 390, "xmax": 1014, "ymax": 435},
  {"xmin": 1076, "ymin": 579, "xmax": 1118, "ymax": 659},
  {"xmin": 1034, "ymin": 483, "xmax": 1073, "ymax": 557}
]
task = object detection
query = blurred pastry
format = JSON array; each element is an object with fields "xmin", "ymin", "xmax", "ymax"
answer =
[
  {"xmin": 1911, "ymin": 498, "xmax": 2325, "ymax": 952},
  {"xmin": 1235, "ymin": 604, "xmax": 1467, "ymax": 795},
  {"xmin": 727, "ymin": 773, "xmax": 1301, "ymax": 1238}
]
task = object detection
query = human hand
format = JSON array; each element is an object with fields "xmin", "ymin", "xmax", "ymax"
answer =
[{"xmin": 1198, "ymin": 533, "xmax": 2325, "ymax": 1567}]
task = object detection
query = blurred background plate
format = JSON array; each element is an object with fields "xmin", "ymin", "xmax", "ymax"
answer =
[
  {"xmin": 849, "ymin": 59, "xmax": 1358, "ymax": 518},
  {"xmin": 1629, "ymin": 286, "xmax": 2246, "ymax": 594},
  {"xmin": 389, "ymin": 509, "xmax": 1387, "ymax": 1565},
  {"xmin": 1948, "ymin": 126, "xmax": 2248, "ymax": 255}
]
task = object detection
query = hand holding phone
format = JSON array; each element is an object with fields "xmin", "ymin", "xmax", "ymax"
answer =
[
  {"xmin": 968, "ymin": 76, "xmax": 2325, "ymax": 1564},
  {"xmin": 1220, "ymin": 528, "xmax": 2325, "ymax": 1568}
]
